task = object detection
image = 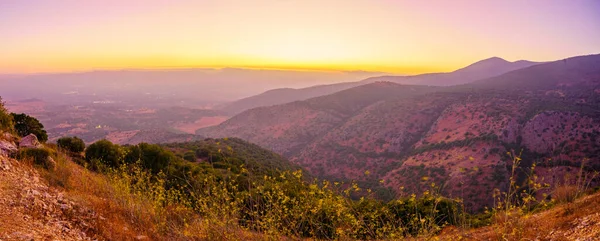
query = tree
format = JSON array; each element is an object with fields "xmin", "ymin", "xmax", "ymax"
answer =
[
  {"xmin": 123, "ymin": 145, "xmax": 141, "ymax": 164},
  {"xmin": 138, "ymin": 143, "xmax": 174, "ymax": 174},
  {"xmin": 57, "ymin": 136, "xmax": 86, "ymax": 153},
  {"xmin": 85, "ymin": 139, "xmax": 123, "ymax": 168},
  {"xmin": 11, "ymin": 113, "xmax": 48, "ymax": 142}
]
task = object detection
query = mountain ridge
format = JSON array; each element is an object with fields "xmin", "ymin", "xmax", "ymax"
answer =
[{"xmin": 221, "ymin": 57, "xmax": 542, "ymax": 114}]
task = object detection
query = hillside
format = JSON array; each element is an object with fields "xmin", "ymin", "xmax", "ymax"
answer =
[
  {"xmin": 199, "ymin": 54, "xmax": 600, "ymax": 209},
  {"xmin": 443, "ymin": 190, "xmax": 600, "ymax": 240},
  {"xmin": 201, "ymin": 82, "xmax": 438, "ymax": 157},
  {"xmin": 5, "ymin": 145, "xmax": 600, "ymax": 240},
  {"xmin": 161, "ymin": 137, "xmax": 302, "ymax": 178},
  {"xmin": 221, "ymin": 82, "xmax": 362, "ymax": 114},
  {"xmin": 3, "ymin": 90, "xmax": 600, "ymax": 240},
  {"xmin": 220, "ymin": 57, "xmax": 539, "ymax": 114},
  {"xmin": 0, "ymin": 153, "xmax": 99, "ymax": 240}
]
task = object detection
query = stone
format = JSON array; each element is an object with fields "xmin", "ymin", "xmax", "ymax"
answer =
[
  {"xmin": 19, "ymin": 134, "xmax": 42, "ymax": 148},
  {"xmin": 0, "ymin": 140, "xmax": 18, "ymax": 156}
]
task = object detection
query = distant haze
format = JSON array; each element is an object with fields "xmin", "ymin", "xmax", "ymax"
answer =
[{"xmin": 0, "ymin": 68, "xmax": 384, "ymax": 105}]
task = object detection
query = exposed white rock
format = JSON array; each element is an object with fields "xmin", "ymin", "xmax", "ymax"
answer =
[{"xmin": 19, "ymin": 134, "xmax": 42, "ymax": 148}]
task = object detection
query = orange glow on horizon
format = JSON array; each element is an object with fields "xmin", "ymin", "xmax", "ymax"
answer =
[{"xmin": 1, "ymin": 0, "xmax": 599, "ymax": 75}]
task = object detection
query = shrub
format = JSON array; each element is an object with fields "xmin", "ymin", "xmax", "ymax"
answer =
[
  {"xmin": 11, "ymin": 113, "xmax": 48, "ymax": 142},
  {"xmin": 57, "ymin": 136, "xmax": 86, "ymax": 153},
  {"xmin": 183, "ymin": 151, "xmax": 196, "ymax": 162},
  {"xmin": 553, "ymin": 185, "xmax": 578, "ymax": 203},
  {"xmin": 123, "ymin": 145, "xmax": 141, "ymax": 164},
  {"xmin": 85, "ymin": 139, "xmax": 123, "ymax": 169},
  {"xmin": 138, "ymin": 143, "xmax": 174, "ymax": 174},
  {"xmin": 17, "ymin": 147, "xmax": 55, "ymax": 169}
]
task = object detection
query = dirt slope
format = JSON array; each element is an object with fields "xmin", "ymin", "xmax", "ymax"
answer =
[
  {"xmin": 0, "ymin": 155, "xmax": 99, "ymax": 241},
  {"xmin": 440, "ymin": 191, "xmax": 600, "ymax": 240}
]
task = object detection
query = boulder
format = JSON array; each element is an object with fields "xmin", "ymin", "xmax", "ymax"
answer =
[
  {"xmin": 0, "ymin": 140, "xmax": 18, "ymax": 156},
  {"xmin": 19, "ymin": 134, "xmax": 42, "ymax": 148}
]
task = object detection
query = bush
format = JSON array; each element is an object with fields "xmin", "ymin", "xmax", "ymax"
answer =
[
  {"xmin": 17, "ymin": 147, "xmax": 55, "ymax": 169},
  {"xmin": 123, "ymin": 145, "xmax": 141, "ymax": 164},
  {"xmin": 183, "ymin": 151, "xmax": 196, "ymax": 162},
  {"xmin": 85, "ymin": 139, "xmax": 123, "ymax": 169},
  {"xmin": 138, "ymin": 143, "xmax": 174, "ymax": 174},
  {"xmin": 11, "ymin": 113, "xmax": 48, "ymax": 142},
  {"xmin": 57, "ymin": 136, "xmax": 86, "ymax": 153}
]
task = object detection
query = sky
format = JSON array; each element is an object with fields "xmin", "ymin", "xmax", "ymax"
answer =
[{"xmin": 1, "ymin": 0, "xmax": 599, "ymax": 74}]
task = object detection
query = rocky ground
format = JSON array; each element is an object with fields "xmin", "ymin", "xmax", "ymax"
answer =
[{"xmin": 0, "ymin": 154, "xmax": 99, "ymax": 241}]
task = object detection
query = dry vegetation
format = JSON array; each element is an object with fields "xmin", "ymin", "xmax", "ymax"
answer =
[{"xmin": 5, "ymin": 148, "xmax": 598, "ymax": 241}]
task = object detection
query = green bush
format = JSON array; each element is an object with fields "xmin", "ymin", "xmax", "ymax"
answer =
[
  {"xmin": 183, "ymin": 151, "xmax": 196, "ymax": 162},
  {"xmin": 57, "ymin": 136, "xmax": 86, "ymax": 153},
  {"xmin": 123, "ymin": 145, "xmax": 141, "ymax": 164},
  {"xmin": 138, "ymin": 143, "xmax": 175, "ymax": 174},
  {"xmin": 11, "ymin": 113, "xmax": 48, "ymax": 142},
  {"xmin": 17, "ymin": 147, "xmax": 55, "ymax": 169},
  {"xmin": 85, "ymin": 139, "xmax": 123, "ymax": 168}
]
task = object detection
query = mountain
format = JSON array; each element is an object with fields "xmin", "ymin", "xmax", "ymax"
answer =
[
  {"xmin": 221, "ymin": 57, "xmax": 540, "ymax": 114},
  {"xmin": 199, "ymin": 54, "xmax": 600, "ymax": 209},
  {"xmin": 362, "ymin": 57, "xmax": 541, "ymax": 86}
]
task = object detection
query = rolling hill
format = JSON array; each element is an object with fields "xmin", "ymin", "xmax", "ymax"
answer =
[
  {"xmin": 220, "ymin": 81, "xmax": 363, "ymax": 114},
  {"xmin": 199, "ymin": 54, "xmax": 600, "ymax": 210}
]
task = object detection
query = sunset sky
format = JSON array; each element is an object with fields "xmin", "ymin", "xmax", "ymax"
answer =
[{"xmin": 1, "ymin": 0, "xmax": 599, "ymax": 74}]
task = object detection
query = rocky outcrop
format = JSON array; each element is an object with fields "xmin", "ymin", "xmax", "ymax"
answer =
[{"xmin": 19, "ymin": 134, "xmax": 42, "ymax": 148}]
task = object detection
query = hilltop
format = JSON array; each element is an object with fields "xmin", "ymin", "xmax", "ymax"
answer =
[{"xmin": 363, "ymin": 57, "xmax": 540, "ymax": 86}]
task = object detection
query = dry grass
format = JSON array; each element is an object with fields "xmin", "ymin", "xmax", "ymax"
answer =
[
  {"xmin": 38, "ymin": 153, "xmax": 181, "ymax": 239},
  {"xmin": 439, "ymin": 190, "xmax": 600, "ymax": 240},
  {"xmin": 39, "ymin": 152, "xmax": 269, "ymax": 240},
  {"xmin": 553, "ymin": 185, "xmax": 579, "ymax": 204}
]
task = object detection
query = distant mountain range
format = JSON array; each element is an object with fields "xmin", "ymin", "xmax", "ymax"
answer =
[
  {"xmin": 222, "ymin": 57, "xmax": 541, "ymax": 114},
  {"xmin": 200, "ymin": 54, "xmax": 600, "ymax": 210}
]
